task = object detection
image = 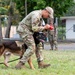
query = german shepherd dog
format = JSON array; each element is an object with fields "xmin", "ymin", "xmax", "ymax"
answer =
[
  {"xmin": 0, "ymin": 40, "xmax": 35, "ymax": 69},
  {"xmin": 0, "ymin": 32, "xmax": 46, "ymax": 69}
]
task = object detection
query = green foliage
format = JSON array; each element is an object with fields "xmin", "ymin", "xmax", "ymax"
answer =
[
  {"xmin": 58, "ymin": 27, "xmax": 66, "ymax": 40},
  {"xmin": 8, "ymin": 2, "xmax": 14, "ymax": 15},
  {"xmin": 45, "ymin": 0, "xmax": 74, "ymax": 17},
  {"xmin": 0, "ymin": 0, "xmax": 75, "ymax": 18},
  {"xmin": 13, "ymin": 0, "xmax": 74, "ymax": 19},
  {"xmin": 33, "ymin": 0, "xmax": 46, "ymax": 10},
  {"xmin": 0, "ymin": 0, "xmax": 74, "ymax": 19},
  {"xmin": 65, "ymin": 4, "xmax": 75, "ymax": 16},
  {"xmin": 0, "ymin": 7, "xmax": 8, "ymax": 14},
  {"xmin": 0, "ymin": 0, "xmax": 20, "ymax": 24}
]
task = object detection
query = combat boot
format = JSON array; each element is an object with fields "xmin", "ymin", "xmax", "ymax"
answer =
[
  {"xmin": 15, "ymin": 61, "xmax": 25, "ymax": 69},
  {"xmin": 38, "ymin": 61, "xmax": 50, "ymax": 68}
]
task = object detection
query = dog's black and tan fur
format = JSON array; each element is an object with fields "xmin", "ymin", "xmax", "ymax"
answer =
[
  {"xmin": 0, "ymin": 40, "xmax": 35, "ymax": 69},
  {"xmin": 0, "ymin": 32, "xmax": 45, "ymax": 69}
]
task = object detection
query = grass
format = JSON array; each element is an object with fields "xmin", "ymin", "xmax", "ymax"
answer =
[{"xmin": 0, "ymin": 50, "xmax": 75, "ymax": 75}]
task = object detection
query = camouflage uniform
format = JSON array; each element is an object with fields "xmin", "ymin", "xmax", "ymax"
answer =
[
  {"xmin": 53, "ymin": 25, "xmax": 58, "ymax": 50},
  {"xmin": 47, "ymin": 18, "xmax": 58, "ymax": 50},
  {"xmin": 17, "ymin": 10, "xmax": 45, "ymax": 63}
]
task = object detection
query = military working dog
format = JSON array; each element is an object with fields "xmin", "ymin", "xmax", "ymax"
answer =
[
  {"xmin": 0, "ymin": 32, "xmax": 46, "ymax": 69},
  {"xmin": 0, "ymin": 40, "xmax": 35, "ymax": 69}
]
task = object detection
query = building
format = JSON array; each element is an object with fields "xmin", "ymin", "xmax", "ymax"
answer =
[{"xmin": 60, "ymin": 16, "xmax": 75, "ymax": 40}]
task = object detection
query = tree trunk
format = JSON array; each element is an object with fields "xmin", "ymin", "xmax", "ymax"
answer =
[
  {"xmin": 5, "ymin": 14, "xmax": 12, "ymax": 38},
  {"xmin": 0, "ymin": 16, "xmax": 3, "ymax": 45},
  {"xmin": 0, "ymin": 16, "xmax": 2, "ymax": 39}
]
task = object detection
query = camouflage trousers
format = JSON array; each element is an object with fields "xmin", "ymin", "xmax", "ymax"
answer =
[
  {"xmin": 35, "ymin": 42, "xmax": 43, "ymax": 62},
  {"xmin": 17, "ymin": 24, "xmax": 43, "ymax": 63},
  {"xmin": 49, "ymin": 34, "xmax": 58, "ymax": 50}
]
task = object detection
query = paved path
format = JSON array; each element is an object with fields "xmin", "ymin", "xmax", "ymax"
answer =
[{"xmin": 44, "ymin": 42, "xmax": 75, "ymax": 50}]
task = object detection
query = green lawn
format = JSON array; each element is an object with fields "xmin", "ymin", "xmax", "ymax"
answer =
[{"xmin": 0, "ymin": 50, "xmax": 75, "ymax": 75}]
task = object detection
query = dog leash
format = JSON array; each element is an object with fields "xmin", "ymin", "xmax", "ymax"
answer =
[{"xmin": 0, "ymin": 57, "xmax": 20, "ymax": 64}]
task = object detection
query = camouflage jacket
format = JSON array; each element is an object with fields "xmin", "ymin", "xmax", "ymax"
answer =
[{"xmin": 17, "ymin": 10, "xmax": 45, "ymax": 33}]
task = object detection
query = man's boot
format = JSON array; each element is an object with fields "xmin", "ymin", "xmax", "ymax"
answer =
[
  {"xmin": 15, "ymin": 61, "xmax": 25, "ymax": 69},
  {"xmin": 38, "ymin": 61, "xmax": 50, "ymax": 68}
]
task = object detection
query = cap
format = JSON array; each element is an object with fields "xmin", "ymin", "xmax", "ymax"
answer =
[{"xmin": 45, "ymin": 6, "xmax": 54, "ymax": 18}]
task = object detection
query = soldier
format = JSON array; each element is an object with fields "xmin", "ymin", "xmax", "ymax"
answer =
[
  {"xmin": 15, "ymin": 6, "xmax": 54, "ymax": 69},
  {"xmin": 53, "ymin": 24, "xmax": 58, "ymax": 50},
  {"xmin": 48, "ymin": 18, "xmax": 58, "ymax": 50},
  {"xmin": 49, "ymin": 25, "xmax": 58, "ymax": 50}
]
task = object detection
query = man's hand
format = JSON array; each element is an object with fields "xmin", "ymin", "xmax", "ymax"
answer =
[
  {"xmin": 44, "ymin": 24, "xmax": 54, "ymax": 30},
  {"xmin": 44, "ymin": 24, "xmax": 51, "ymax": 29}
]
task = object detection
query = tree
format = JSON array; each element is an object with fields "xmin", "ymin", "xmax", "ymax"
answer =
[
  {"xmin": 5, "ymin": 1, "xmax": 14, "ymax": 38},
  {"xmin": 64, "ymin": 4, "xmax": 75, "ymax": 16},
  {"xmin": 0, "ymin": 7, "xmax": 8, "ymax": 14},
  {"xmin": 13, "ymin": 0, "xmax": 74, "ymax": 19}
]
